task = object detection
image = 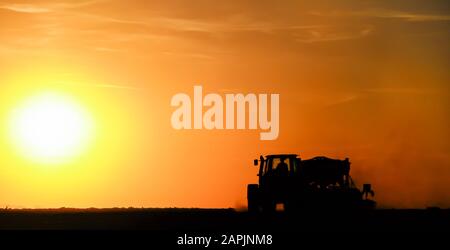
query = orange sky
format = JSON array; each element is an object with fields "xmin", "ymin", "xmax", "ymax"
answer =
[{"xmin": 0, "ymin": 0, "xmax": 449, "ymax": 209}]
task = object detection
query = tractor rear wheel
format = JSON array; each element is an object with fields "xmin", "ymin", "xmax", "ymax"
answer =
[
  {"xmin": 261, "ymin": 199, "xmax": 276, "ymax": 214},
  {"xmin": 247, "ymin": 184, "xmax": 259, "ymax": 213}
]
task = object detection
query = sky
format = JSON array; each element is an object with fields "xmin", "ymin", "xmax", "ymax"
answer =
[{"xmin": 0, "ymin": 0, "xmax": 449, "ymax": 208}]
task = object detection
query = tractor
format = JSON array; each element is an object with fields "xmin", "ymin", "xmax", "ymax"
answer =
[{"xmin": 247, "ymin": 154, "xmax": 375, "ymax": 213}]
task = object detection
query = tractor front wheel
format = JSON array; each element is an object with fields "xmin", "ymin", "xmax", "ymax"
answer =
[{"xmin": 247, "ymin": 184, "xmax": 259, "ymax": 213}]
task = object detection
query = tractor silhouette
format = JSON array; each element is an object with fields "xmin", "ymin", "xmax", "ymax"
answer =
[{"xmin": 247, "ymin": 154, "xmax": 375, "ymax": 213}]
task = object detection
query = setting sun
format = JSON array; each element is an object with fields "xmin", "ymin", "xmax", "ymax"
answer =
[{"xmin": 8, "ymin": 92, "xmax": 94, "ymax": 164}]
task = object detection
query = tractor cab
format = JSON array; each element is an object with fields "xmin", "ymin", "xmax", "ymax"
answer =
[{"xmin": 254, "ymin": 154, "xmax": 299, "ymax": 179}]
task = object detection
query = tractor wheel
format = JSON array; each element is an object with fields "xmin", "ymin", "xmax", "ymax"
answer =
[
  {"xmin": 247, "ymin": 184, "xmax": 259, "ymax": 213},
  {"xmin": 262, "ymin": 199, "xmax": 276, "ymax": 214},
  {"xmin": 284, "ymin": 199, "xmax": 300, "ymax": 214}
]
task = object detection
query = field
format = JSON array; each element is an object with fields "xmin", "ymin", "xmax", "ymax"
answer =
[{"xmin": 0, "ymin": 208, "xmax": 448, "ymax": 231}]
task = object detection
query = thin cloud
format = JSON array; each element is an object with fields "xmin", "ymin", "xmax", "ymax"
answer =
[
  {"xmin": 0, "ymin": 0, "xmax": 108, "ymax": 14},
  {"xmin": 295, "ymin": 26, "xmax": 373, "ymax": 43},
  {"xmin": 383, "ymin": 13, "xmax": 450, "ymax": 22},
  {"xmin": 66, "ymin": 12, "xmax": 328, "ymax": 34},
  {"xmin": 325, "ymin": 94, "xmax": 359, "ymax": 107},
  {"xmin": 92, "ymin": 84, "xmax": 142, "ymax": 90},
  {"xmin": 75, "ymin": 12, "xmax": 153, "ymax": 27},
  {"xmin": 150, "ymin": 17, "xmax": 328, "ymax": 34},
  {"xmin": 94, "ymin": 47, "xmax": 122, "ymax": 53},
  {"xmin": 0, "ymin": 4, "xmax": 51, "ymax": 13},
  {"xmin": 364, "ymin": 87, "xmax": 438, "ymax": 95},
  {"xmin": 162, "ymin": 51, "xmax": 214, "ymax": 60},
  {"xmin": 56, "ymin": 81, "xmax": 142, "ymax": 90},
  {"xmin": 311, "ymin": 9, "xmax": 450, "ymax": 22},
  {"xmin": 359, "ymin": 10, "xmax": 450, "ymax": 22}
]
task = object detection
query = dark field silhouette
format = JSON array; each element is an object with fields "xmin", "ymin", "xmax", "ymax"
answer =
[
  {"xmin": 0, "ymin": 208, "xmax": 448, "ymax": 231},
  {"xmin": 1, "ymin": 156, "xmax": 447, "ymax": 233}
]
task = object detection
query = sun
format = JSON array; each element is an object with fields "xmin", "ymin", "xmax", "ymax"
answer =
[{"xmin": 8, "ymin": 92, "xmax": 94, "ymax": 164}]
